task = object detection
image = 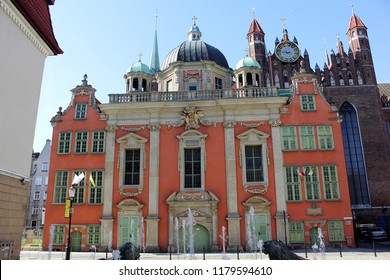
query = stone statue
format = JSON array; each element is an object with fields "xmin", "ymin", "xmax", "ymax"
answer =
[
  {"xmin": 119, "ymin": 242, "xmax": 140, "ymax": 260},
  {"xmin": 262, "ymin": 240, "xmax": 306, "ymax": 260}
]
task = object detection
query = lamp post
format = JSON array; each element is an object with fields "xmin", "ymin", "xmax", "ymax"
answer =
[{"xmin": 65, "ymin": 185, "xmax": 76, "ymax": 260}]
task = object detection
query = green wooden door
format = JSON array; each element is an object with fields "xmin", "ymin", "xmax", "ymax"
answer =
[
  {"xmin": 120, "ymin": 216, "xmax": 139, "ymax": 247},
  {"xmin": 254, "ymin": 213, "xmax": 269, "ymax": 241},
  {"xmin": 71, "ymin": 231, "xmax": 82, "ymax": 252}
]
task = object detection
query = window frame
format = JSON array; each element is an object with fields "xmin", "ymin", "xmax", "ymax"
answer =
[
  {"xmin": 177, "ymin": 130, "xmax": 208, "ymax": 191},
  {"xmin": 88, "ymin": 170, "xmax": 103, "ymax": 204},
  {"xmin": 281, "ymin": 125, "xmax": 297, "ymax": 151},
  {"xmin": 299, "ymin": 125, "xmax": 316, "ymax": 151},
  {"xmin": 117, "ymin": 133, "xmax": 148, "ymax": 191},
  {"xmin": 317, "ymin": 125, "xmax": 335, "ymax": 150},
  {"xmin": 328, "ymin": 220, "xmax": 345, "ymax": 242},
  {"xmin": 74, "ymin": 103, "xmax": 87, "ymax": 119},
  {"xmin": 237, "ymin": 129, "xmax": 270, "ymax": 187},
  {"xmin": 284, "ymin": 166, "xmax": 302, "ymax": 201},
  {"xmin": 53, "ymin": 225, "xmax": 65, "ymax": 245},
  {"xmin": 303, "ymin": 165, "xmax": 321, "ymax": 201},
  {"xmin": 72, "ymin": 170, "xmax": 86, "ymax": 204},
  {"xmin": 53, "ymin": 170, "xmax": 68, "ymax": 204},
  {"xmin": 300, "ymin": 94, "xmax": 316, "ymax": 111},
  {"xmin": 74, "ymin": 131, "xmax": 89, "ymax": 154},
  {"xmin": 322, "ymin": 165, "xmax": 340, "ymax": 200},
  {"xmin": 92, "ymin": 130, "xmax": 105, "ymax": 153},
  {"xmin": 58, "ymin": 131, "xmax": 72, "ymax": 154},
  {"xmin": 86, "ymin": 225, "xmax": 101, "ymax": 245},
  {"xmin": 289, "ymin": 221, "xmax": 305, "ymax": 243}
]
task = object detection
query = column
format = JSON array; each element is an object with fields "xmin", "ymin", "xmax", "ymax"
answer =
[
  {"xmin": 145, "ymin": 124, "xmax": 160, "ymax": 252},
  {"xmin": 100, "ymin": 125, "xmax": 116, "ymax": 249},
  {"xmin": 269, "ymin": 120, "xmax": 289, "ymax": 243},
  {"xmin": 223, "ymin": 121, "xmax": 242, "ymax": 251}
]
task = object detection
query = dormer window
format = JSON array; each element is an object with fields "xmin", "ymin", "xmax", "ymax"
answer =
[{"xmin": 75, "ymin": 104, "xmax": 87, "ymax": 119}]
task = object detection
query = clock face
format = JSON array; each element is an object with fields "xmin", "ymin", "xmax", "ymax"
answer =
[{"xmin": 275, "ymin": 41, "xmax": 300, "ymax": 63}]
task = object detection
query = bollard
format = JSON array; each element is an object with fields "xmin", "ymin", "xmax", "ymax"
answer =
[
  {"xmin": 304, "ymin": 243, "xmax": 308, "ymax": 259},
  {"xmin": 169, "ymin": 245, "xmax": 172, "ymax": 260},
  {"xmin": 339, "ymin": 243, "xmax": 343, "ymax": 257},
  {"xmin": 237, "ymin": 246, "xmax": 240, "ymax": 260},
  {"xmin": 372, "ymin": 241, "xmax": 377, "ymax": 257},
  {"xmin": 203, "ymin": 246, "xmax": 206, "ymax": 260}
]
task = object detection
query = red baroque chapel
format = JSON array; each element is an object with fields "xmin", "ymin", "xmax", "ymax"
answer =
[{"xmin": 43, "ymin": 11, "xmax": 388, "ymax": 253}]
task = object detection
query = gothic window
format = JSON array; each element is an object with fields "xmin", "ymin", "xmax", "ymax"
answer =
[
  {"xmin": 339, "ymin": 72, "xmax": 344, "ymax": 85},
  {"xmin": 274, "ymin": 71, "xmax": 280, "ymax": 88},
  {"xmin": 357, "ymin": 71, "xmax": 363, "ymax": 85},
  {"xmin": 348, "ymin": 72, "xmax": 354, "ymax": 85},
  {"xmin": 339, "ymin": 102, "xmax": 370, "ymax": 206},
  {"xmin": 177, "ymin": 130, "xmax": 207, "ymax": 190},
  {"xmin": 283, "ymin": 69, "xmax": 289, "ymax": 88},
  {"xmin": 237, "ymin": 129, "xmax": 269, "ymax": 187},
  {"xmin": 265, "ymin": 73, "xmax": 271, "ymax": 87},
  {"xmin": 330, "ymin": 72, "xmax": 335, "ymax": 86}
]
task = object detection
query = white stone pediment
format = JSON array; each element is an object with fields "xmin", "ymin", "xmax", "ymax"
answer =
[
  {"xmin": 236, "ymin": 128, "xmax": 269, "ymax": 141},
  {"xmin": 116, "ymin": 132, "xmax": 148, "ymax": 145}
]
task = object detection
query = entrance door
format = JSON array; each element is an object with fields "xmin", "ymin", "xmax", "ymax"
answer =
[
  {"xmin": 178, "ymin": 224, "xmax": 210, "ymax": 253},
  {"xmin": 71, "ymin": 231, "xmax": 82, "ymax": 252},
  {"xmin": 120, "ymin": 216, "xmax": 140, "ymax": 247},
  {"xmin": 310, "ymin": 227, "xmax": 318, "ymax": 246},
  {"xmin": 254, "ymin": 213, "xmax": 269, "ymax": 241}
]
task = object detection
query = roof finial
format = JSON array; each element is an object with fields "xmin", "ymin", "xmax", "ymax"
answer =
[
  {"xmin": 82, "ymin": 74, "xmax": 88, "ymax": 86},
  {"xmin": 252, "ymin": 7, "xmax": 256, "ymax": 19},
  {"xmin": 350, "ymin": 0, "xmax": 354, "ymax": 14},
  {"xmin": 155, "ymin": 9, "xmax": 158, "ymax": 29},
  {"xmin": 192, "ymin": 16, "xmax": 198, "ymax": 25},
  {"xmin": 281, "ymin": 17, "xmax": 286, "ymax": 29},
  {"xmin": 245, "ymin": 47, "xmax": 249, "ymax": 57},
  {"xmin": 138, "ymin": 52, "xmax": 143, "ymax": 62}
]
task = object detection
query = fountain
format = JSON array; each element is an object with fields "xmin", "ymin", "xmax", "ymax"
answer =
[
  {"xmin": 140, "ymin": 217, "xmax": 145, "ymax": 253},
  {"xmin": 90, "ymin": 244, "xmax": 97, "ymax": 260},
  {"xmin": 311, "ymin": 227, "xmax": 325, "ymax": 259},
  {"xmin": 48, "ymin": 224, "xmax": 54, "ymax": 260},
  {"xmin": 220, "ymin": 226, "xmax": 229, "ymax": 260},
  {"xmin": 108, "ymin": 230, "xmax": 112, "ymax": 252},
  {"xmin": 175, "ymin": 217, "xmax": 180, "ymax": 259},
  {"xmin": 182, "ymin": 219, "xmax": 187, "ymax": 258},
  {"xmin": 247, "ymin": 206, "xmax": 262, "ymax": 259},
  {"xmin": 187, "ymin": 208, "xmax": 196, "ymax": 260}
]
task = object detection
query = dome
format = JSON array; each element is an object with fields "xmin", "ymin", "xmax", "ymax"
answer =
[
  {"xmin": 161, "ymin": 40, "xmax": 229, "ymax": 70},
  {"xmin": 235, "ymin": 56, "xmax": 261, "ymax": 70},
  {"xmin": 126, "ymin": 60, "xmax": 152, "ymax": 75}
]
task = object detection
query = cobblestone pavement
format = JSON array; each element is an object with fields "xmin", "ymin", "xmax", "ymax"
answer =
[{"xmin": 19, "ymin": 246, "xmax": 390, "ymax": 260}]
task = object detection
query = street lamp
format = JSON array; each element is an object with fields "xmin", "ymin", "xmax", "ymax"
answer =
[{"xmin": 65, "ymin": 185, "xmax": 76, "ymax": 260}]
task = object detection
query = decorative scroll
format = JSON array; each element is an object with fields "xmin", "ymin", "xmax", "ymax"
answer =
[
  {"xmin": 268, "ymin": 120, "xmax": 282, "ymax": 127},
  {"xmin": 120, "ymin": 126, "xmax": 146, "ymax": 132},
  {"xmin": 244, "ymin": 185, "xmax": 268, "ymax": 194},
  {"xmin": 240, "ymin": 122, "xmax": 265, "ymax": 128},
  {"xmin": 119, "ymin": 187, "xmax": 142, "ymax": 197},
  {"xmin": 223, "ymin": 121, "xmax": 237, "ymax": 129}
]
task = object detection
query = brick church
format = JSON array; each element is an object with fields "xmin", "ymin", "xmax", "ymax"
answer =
[{"xmin": 42, "ymin": 10, "xmax": 390, "ymax": 253}]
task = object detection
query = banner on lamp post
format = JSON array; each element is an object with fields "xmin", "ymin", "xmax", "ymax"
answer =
[{"xmin": 64, "ymin": 199, "xmax": 71, "ymax": 218}]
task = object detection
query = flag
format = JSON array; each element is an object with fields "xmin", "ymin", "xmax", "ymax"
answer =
[
  {"xmin": 307, "ymin": 168, "xmax": 314, "ymax": 176},
  {"xmin": 71, "ymin": 172, "xmax": 85, "ymax": 185},
  {"xmin": 297, "ymin": 168, "xmax": 306, "ymax": 177},
  {"xmin": 89, "ymin": 174, "xmax": 95, "ymax": 187}
]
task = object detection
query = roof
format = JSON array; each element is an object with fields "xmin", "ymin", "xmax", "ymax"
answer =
[
  {"xmin": 235, "ymin": 56, "xmax": 261, "ymax": 69},
  {"xmin": 247, "ymin": 19, "xmax": 264, "ymax": 35},
  {"xmin": 347, "ymin": 13, "xmax": 366, "ymax": 32},
  {"xmin": 378, "ymin": 83, "xmax": 390, "ymax": 96},
  {"xmin": 11, "ymin": 0, "xmax": 63, "ymax": 55},
  {"xmin": 161, "ymin": 40, "xmax": 229, "ymax": 70},
  {"xmin": 127, "ymin": 60, "xmax": 152, "ymax": 75}
]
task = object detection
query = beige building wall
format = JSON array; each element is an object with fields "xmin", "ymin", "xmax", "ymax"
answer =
[{"xmin": 0, "ymin": 1, "xmax": 54, "ymax": 259}]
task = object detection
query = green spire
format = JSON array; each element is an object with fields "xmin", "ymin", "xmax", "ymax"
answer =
[{"xmin": 150, "ymin": 11, "xmax": 160, "ymax": 73}]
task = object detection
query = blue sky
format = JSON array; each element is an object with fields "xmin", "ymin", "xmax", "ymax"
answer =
[{"xmin": 33, "ymin": 0, "xmax": 390, "ymax": 152}]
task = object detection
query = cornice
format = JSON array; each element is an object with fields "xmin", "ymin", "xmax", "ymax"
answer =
[{"xmin": 1, "ymin": 0, "xmax": 54, "ymax": 56}]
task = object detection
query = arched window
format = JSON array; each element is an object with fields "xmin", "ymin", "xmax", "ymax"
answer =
[
  {"xmin": 339, "ymin": 102, "xmax": 370, "ymax": 206},
  {"xmin": 357, "ymin": 71, "xmax": 363, "ymax": 85},
  {"xmin": 274, "ymin": 71, "xmax": 280, "ymax": 88}
]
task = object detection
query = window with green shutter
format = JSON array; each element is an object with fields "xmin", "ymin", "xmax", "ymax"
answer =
[
  {"xmin": 53, "ymin": 171, "xmax": 68, "ymax": 204},
  {"xmin": 328, "ymin": 220, "xmax": 344, "ymax": 241},
  {"xmin": 289, "ymin": 221, "xmax": 305, "ymax": 243},
  {"xmin": 300, "ymin": 95, "xmax": 316, "ymax": 111}
]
